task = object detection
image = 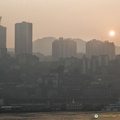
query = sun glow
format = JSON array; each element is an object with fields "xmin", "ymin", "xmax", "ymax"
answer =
[{"xmin": 109, "ymin": 31, "xmax": 115, "ymax": 36}]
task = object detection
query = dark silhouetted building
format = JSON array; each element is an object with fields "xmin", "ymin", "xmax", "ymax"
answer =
[
  {"xmin": 0, "ymin": 25, "xmax": 7, "ymax": 57},
  {"xmin": 81, "ymin": 55, "xmax": 109, "ymax": 75},
  {"xmin": 82, "ymin": 55, "xmax": 91, "ymax": 74},
  {"xmin": 98, "ymin": 55, "xmax": 109, "ymax": 67},
  {"xmin": 91, "ymin": 56, "xmax": 99, "ymax": 74},
  {"xmin": 52, "ymin": 37, "xmax": 77, "ymax": 61},
  {"xmin": 16, "ymin": 53, "xmax": 39, "ymax": 65},
  {"xmin": 15, "ymin": 21, "xmax": 32, "ymax": 56}
]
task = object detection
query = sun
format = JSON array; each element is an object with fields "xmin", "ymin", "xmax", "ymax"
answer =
[{"xmin": 109, "ymin": 31, "xmax": 115, "ymax": 37}]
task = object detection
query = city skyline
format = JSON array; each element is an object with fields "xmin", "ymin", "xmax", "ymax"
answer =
[
  {"xmin": 1, "ymin": 0, "xmax": 120, "ymax": 115},
  {"xmin": 0, "ymin": 0, "xmax": 120, "ymax": 48}
]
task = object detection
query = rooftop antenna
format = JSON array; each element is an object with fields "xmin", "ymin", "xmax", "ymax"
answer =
[{"xmin": 0, "ymin": 16, "xmax": 2, "ymax": 26}]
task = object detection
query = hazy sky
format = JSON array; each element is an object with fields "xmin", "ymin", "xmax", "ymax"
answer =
[{"xmin": 0, "ymin": 0, "xmax": 120, "ymax": 48}]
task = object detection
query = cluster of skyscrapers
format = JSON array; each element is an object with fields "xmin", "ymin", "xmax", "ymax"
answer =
[
  {"xmin": 0, "ymin": 21, "xmax": 116, "ymax": 61},
  {"xmin": 0, "ymin": 21, "xmax": 32, "ymax": 57},
  {"xmin": 52, "ymin": 38, "xmax": 115, "ymax": 61}
]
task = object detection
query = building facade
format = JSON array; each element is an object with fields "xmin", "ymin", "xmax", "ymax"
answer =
[
  {"xmin": 86, "ymin": 39, "xmax": 115, "ymax": 60},
  {"xmin": 0, "ymin": 25, "xmax": 7, "ymax": 57},
  {"xmin": 15, "ymin": 21, "xmax": 32, "ymax": 56},
  {"xmin": 52, "ymin": 37, "xmax": 77, "ymax": 61}
]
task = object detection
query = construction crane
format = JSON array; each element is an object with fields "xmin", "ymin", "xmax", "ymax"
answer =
[{"xmin": 0, "ymin": 16, "xmax": 2, "ymax": 26}]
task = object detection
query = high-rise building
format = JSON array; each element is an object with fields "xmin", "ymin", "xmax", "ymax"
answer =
[
  {"xmin": 98, "ymin": 55, "xmax": 109, "ymax": 66},
  {"xmin": 102, "ymin": 41, "xmax": 115, "ymax": 60},
  {"xmin": 86, "ymin": 39, "xmax": 115, "ymax": 60},
  {"xmin": 0, "ymin": 25, "xmax": 7, "ymax": 57},
  {"xmin": 52, "ymin": 37, "xmax": 77, "ymax": 60},
  {"xmin": 82, "ymin": 55, "xmax": 91, "ymax": 74},
  {"xmin": 15, "ymin": 21, "xmax": 32, "ymax": 56},
  {"xmin": 86, "ymin": 39, "xmax": 102, "ymax": 58},
  {"xmin": 91, "ymin": 56, "xmax": 99, "ymax": 74}
]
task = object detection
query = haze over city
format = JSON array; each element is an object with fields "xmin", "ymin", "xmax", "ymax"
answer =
[
  {"xmin": 0, "ymin": 0, "xmax": 120, "ymax": 48},
  {"xmin": 1, "ymin": 0, "xmax": 120, "ymax": 117}
]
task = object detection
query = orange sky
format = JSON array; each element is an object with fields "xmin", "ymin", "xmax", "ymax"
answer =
[{"xmin": 0, "ymin": 0, "xmax": 120, "ymax": 48}]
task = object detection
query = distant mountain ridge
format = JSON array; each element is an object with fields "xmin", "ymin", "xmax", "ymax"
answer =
[{"xmin": 33, "ymin": 37, "xmax": 56, "ymax": 56}]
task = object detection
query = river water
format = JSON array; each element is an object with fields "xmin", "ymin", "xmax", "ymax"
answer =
[{"xmin": 0, "ymin": 111, "xmax": 120, "ymax": 120}]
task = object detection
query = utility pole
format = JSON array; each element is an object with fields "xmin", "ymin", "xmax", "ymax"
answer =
[{"xmin": 0, "ymin": 16, "xmax": 2, "ymax": 26}]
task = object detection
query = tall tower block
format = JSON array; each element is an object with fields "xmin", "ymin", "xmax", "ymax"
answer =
[
  {"xmin": 0, "ymin": 17, "xmax": 7, "ymax": 57},
  {"xmin": 15, "ymin": 21, "xmax": 32, "ymax": 56}
]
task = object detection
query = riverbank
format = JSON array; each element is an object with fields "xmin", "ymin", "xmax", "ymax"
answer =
[{"xmin": 0, "ymin": 111, "xmax": 120, "ymax": 120}]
